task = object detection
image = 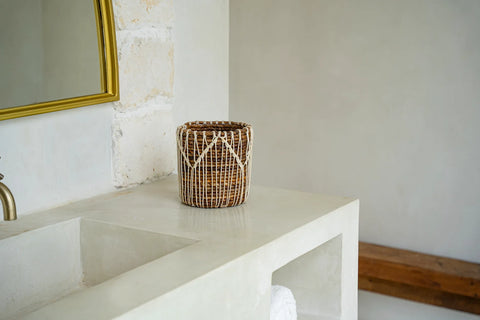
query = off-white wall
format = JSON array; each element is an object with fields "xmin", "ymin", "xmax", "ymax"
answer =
[
  {"xmin": 230, "ymin": 0, "xmax": 480, "ymax": 319},
  {"xmin": 173, "ymin": 0, "xmax": 229, "ymax": 124},
  {"xmin": 0, "ymin": 106, "xmax": 114, "ymax": 216}
]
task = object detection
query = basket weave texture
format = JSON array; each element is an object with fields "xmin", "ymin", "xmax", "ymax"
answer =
[{"xmin": 176, "ymin": 121, "xmax": 254, "ymax": 208}]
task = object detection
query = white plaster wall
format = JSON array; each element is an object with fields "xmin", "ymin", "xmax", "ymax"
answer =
[
  {"xmin": 230, "ymin": 0, "xmax": 480, "ymax": 319},
  {"xmin": 173, "ymin": 0, "xmax": 229, "ymax": 125},
  {"xmin": 0, "ymin": 106, "xmax": 114, "ymax": 216}
]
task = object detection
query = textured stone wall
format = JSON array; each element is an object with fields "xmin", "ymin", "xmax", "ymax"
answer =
[
  {"xmin": 111, "ymin": 0, "xmax": 230, "ymax": 188},
  {"xmin": 112, "ymin": 0, "xmax": 177, "ymax": 187}
]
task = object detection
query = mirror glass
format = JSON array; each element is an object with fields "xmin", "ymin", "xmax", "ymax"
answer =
[{"xmin": 0, "ymin": 0, "xmax": 118, "ymax": 120}]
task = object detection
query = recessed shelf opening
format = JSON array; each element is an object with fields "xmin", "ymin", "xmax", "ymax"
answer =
[{"xmin": 271, "ymin": 235, "xmax": 343, "ymax": 320}]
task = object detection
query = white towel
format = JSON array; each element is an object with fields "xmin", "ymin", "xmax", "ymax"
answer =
[{"xmin": 270, "ymin": 285, "xmax": 297, "ymax": 320}]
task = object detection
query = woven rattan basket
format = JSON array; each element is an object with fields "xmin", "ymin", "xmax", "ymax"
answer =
[{"xmin": 176, "ymin": 121, "xmax": 254, "ymax": 208}]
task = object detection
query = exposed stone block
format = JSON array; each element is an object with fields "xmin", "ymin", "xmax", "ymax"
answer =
[
  {"xmin": 113, "ymin": 0, "xmax": 174, "ymax": 30},
  {"xmin": 112, "ymin": 109, "xmax": 176, "ymax": 187},
  {"xmin": 115, "ymin": 34, "xmax": 174, "ymax": 110}
]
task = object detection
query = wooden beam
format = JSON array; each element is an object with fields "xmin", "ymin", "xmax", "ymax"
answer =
[{"xmin": 358, "ymin": 242, "xmax": 480, "ymax": 315}]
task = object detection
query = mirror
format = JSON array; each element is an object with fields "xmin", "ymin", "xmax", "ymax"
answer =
[{"xmin": 0, "ymin": 0, "xmax": 118, "ymax": 121}]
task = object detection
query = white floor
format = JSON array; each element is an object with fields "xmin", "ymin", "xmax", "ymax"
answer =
[{"xmin": 359, "ymin": 291, "xmax": 480, "ymax": 320}]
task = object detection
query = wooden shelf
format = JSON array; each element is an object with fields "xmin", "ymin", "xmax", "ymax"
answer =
[{"xmin": 358, "ymin": 242, "xmax": 480, "ymax": 315}]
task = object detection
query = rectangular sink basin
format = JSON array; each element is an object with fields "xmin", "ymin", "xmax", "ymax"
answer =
[{"xmin": 0, "ymin": 218, "xmax": 196, "ymax": 319}]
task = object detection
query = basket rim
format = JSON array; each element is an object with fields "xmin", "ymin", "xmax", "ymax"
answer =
[{"xmin": 177, "ymin": 121, "xmax": 252, "ymax": 133}]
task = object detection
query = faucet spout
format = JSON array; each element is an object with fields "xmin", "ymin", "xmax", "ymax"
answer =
[{"xmin": 0, "ymin": 179, "xmax": 17, "ymax": 221}]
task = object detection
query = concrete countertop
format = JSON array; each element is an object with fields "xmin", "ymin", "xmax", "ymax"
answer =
[{"xmin": 0, "ymin": 175, "xmax": 358, "ymax": 320}]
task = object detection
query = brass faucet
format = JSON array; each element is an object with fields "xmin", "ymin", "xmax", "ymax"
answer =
[{"xmin": 0, "ymin": 173, "xmax": 17, "ymax": 221}]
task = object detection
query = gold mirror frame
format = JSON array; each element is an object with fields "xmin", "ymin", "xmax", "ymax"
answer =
[{"xmin": 0, "ymin": 0, "xmax": 119, "ymax": 121}]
